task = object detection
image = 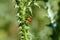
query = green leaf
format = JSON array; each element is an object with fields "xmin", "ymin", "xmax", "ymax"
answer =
[{"xmin": 34, "ymin": 2, "xmax": 40, "ymax": 8}]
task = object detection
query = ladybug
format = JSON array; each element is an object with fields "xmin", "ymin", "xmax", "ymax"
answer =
[{"xmin": 26, "ymin": 17, "xmax": 32, "ymax": 22}]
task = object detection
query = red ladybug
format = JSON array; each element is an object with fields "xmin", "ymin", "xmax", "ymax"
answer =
[{"xmin": 26, "ymin": 17, "xmax": 32, "ymax": 22}]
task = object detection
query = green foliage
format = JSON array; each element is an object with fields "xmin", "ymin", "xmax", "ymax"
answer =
[{"xmin": 16, "ymin": 0, "xmax": 60, "ymax": 40}]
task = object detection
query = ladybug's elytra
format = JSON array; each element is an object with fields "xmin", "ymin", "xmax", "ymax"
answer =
[{"xmin": 26, "ymin": 17, "xmax": 32, "ymax": 22}]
